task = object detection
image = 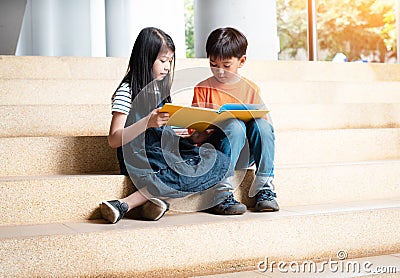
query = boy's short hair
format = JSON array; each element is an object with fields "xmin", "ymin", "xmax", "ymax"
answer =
[{"xmin": 206, "ymin": 27, "xmax": 248, "ymax": 60}]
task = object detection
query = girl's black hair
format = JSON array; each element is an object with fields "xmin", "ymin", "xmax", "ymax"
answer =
[
  {"xmin": 117, "ymin": 27, "xmax": 175, "ymax": 104},
  {"xmin": 206, "ymin": 27, "xmax": 247, "ymax": 60}
]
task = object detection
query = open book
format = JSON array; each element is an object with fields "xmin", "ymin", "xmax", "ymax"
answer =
[{"xmin": 159, "ymin": 103, "xmax": 269, "ymax": 132}]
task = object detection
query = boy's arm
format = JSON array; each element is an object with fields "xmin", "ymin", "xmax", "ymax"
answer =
[
  {"xmin": 248, "ymin": 80, "xmax": 265, "ymax": 105},
  {"xmin": 253, "ymin": 83, "xmax": 273, "ymax": 123}
]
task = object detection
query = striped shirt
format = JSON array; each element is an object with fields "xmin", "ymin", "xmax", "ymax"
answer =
[{"xmin": 111, "ymin": 82, "xmax": 131, "ymax": 115}]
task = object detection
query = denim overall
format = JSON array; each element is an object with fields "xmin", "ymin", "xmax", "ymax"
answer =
[{"xmin": 119, "ymin": 87, "xmax": 232, "ymax": 199}]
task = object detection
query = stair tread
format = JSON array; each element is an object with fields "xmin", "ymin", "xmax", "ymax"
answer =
[
  {"xmin": 0, "ymin": 159, "xmax": 398, "ymax": 181},
  {"xmin": 2, "ymin": 124, "xmax": 397, "ymax": 177},
  {"xmin": 2, "ymin": 57, "xmax": 400, "ymax": 81},
  {"xmin": 1, "ymin": 198, "xmax": 399, "ymax": 240},
  {"xmin": 1, "ymin": 103, "xmax": 400, "ymax": 137},
  {"xmin": 1, "ymin": 198, "xmax": 399, "ymax": 277},
  {"xmin": 1, "ymin": 159, "xmax": 399, "ymax": 181}
]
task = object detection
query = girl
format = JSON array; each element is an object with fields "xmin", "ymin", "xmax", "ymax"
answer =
[{"xmin": 100, "ymin": 27, "xmax": 231, "ymax": 224}]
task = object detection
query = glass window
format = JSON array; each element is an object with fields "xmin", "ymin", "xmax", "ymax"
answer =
[
  {"xmin": 277, "ymin": 0, "xmax": 398, "ymax": 63},
  {"xmin": 277, "ymin": 0, "xmax": 309, "ymax": 60}
]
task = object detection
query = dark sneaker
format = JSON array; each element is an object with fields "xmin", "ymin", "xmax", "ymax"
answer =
[
  {"xmin": 100, "ymin": 200, "xmax": 129, "ymax": 224},
  {"xmin": 207, "ymin": 193, "xmax": 247, "ymax": 215},
  {"xmin": 140, "ymin": 198, "xmax": 169, "ymax": 221},
  {"xmin": 254, "ymin": 189, "xmax": 279, "ymax": 212}
]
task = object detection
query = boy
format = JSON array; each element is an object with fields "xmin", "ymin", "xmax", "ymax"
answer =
[{"xmin": 192, "ymin": 27, "xmax": 279, "ymax": 215}]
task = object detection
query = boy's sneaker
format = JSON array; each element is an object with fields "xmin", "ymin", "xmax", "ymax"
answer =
[
  {"xmin": 207, "ymin": 193, "xmax": 247, "ymax": 215},
  {"xmin": 100, "ymin": 200, "xmax": 129, "ymax": 224},
  {"xmin": 140, "ymin": 198, "xmax": 169, "ymax": 221},
  {"xmin": 254, "ymin": 189, "xmax": 279, "ymax": 212}
]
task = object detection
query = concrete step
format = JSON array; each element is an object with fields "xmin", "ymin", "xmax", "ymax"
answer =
[
  {"xmin": 195, "ymin": 253, "xmax": 400, "ymax": 277},
  {"xmin": 233, "ymin": 160, "xmax": 400, "ymax": 212},
  {"xmin": 0, "ymin": 56, "xmax": 209, "ymax": 80},
  {"xmin": 1, "ymin": 103, "xmax": 400, "ymax": 137},
  {"xmin": 0, "ymin": 136, "xmax": 119, "ymax": 176},
  {"xmin": 275, "ymin": 128, "xmax": 400, "ymax": 165},
  {"xmin": 270, "ymin": 103, "xmax": 400, "ymax": 130},
  {"xmin": 172, "ymin": 80, "xmax": 400, "ymax": 105},
  {"xmin": 259, "ymin": 81, "xmax": 400, "ymax": 104},
  {"xmin": 2, "ymin": 78, "xmax": 400, "ymax": 106},
  {"xmin": 2, "ymin": 55, "xmax": 400, "ymax": 82},
  {"xmin": 0, "ymin": 79, "xmax": 117, "ymax": 105},
  {"xmin": 1, "ymin": 160, "xmax": 399, "ymax": 226},
  {"xmin": 241, "ymin": 60, "xmax": 400, "ymax": 82},
  {"xmin": 1, "ymin": 128, "xmax": 399, "ymax": 176},
  {"xmin": 0, "ymin": 174, "xmax": 129, "ymax": 226},
  {"xmin": 0, "ymin": 199, "xmax": 399, "ymax": 277},
  {"xmin": 0, "ymin": 55, "xmax": 127, "ymax": 80},
  {"xmin": 0, "ymin": 104, "xmax": 110, "ymax": 137},
  {"xmin": 2, "ymin": 58, "xmax": 400, "ymax": 107}
]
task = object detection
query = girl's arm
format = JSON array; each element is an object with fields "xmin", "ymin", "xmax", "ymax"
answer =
[
  {"xmin": 108, "ymin": 112, "xmax": 128, "ymax": 148},
  {"xmin": 108, "ymin": 108, "xmax": 169, "ymax": 149}
]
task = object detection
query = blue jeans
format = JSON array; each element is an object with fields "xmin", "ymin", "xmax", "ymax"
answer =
[{"xmin": 205, "ymin": 118, "xmax": 275, "ymax": 200}]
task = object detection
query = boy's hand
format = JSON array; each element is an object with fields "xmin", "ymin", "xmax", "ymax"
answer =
[
  {"xmin": 147, "ymin": 108, "xmax": 170, "ymax": 128},
  {"xmin": 189, "ymin": 129, "xmax": 214, "ymax": 144}
]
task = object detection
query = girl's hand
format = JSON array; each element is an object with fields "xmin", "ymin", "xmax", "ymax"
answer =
[{"xmin": 147, "ymin": 108, "xmax": 170, "ymax": 128}]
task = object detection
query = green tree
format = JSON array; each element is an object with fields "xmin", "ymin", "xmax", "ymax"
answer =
[
  {"xmin": 317, "ymin": 0, "xmax": 395, "ymax": 61},
  {"xmin": 185, "ymin": 0, "xmax": 195, "ymax": 58},
  {"xmin": 277, "ymin": 0, "xmax": 397, "ymax": 62},
  {"xmin": 277, "ymin": 0, "xmax": 308, "ymax": 59},
  {"xmin": 381, "ymin": 6, "xmax": 397, "ymax": 57}
]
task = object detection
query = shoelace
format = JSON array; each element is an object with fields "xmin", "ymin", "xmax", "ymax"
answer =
[
  {"xmin": 257, "ymin": 189, "xmax": 277, "ymax": 201},
  {"xmin": 220, "ymin": 193, "xmax": 239, "ymax": 209},
  {"xmin": 116, "ymin": 201, "xmax": 128, "ymax": 214}
]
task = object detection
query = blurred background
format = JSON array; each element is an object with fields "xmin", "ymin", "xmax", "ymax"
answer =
[{"xmin": 0, "ymin": 0, "xmax": 398, "ymax": 62}]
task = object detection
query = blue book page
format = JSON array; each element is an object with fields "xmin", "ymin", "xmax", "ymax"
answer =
[{"xmin": 218, "ymin": 103, "xmax": 264, "ymax": 112}]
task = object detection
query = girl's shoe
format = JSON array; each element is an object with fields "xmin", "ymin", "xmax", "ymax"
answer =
[
  {"xmin": 100, "ymin": 200, "xmax": 129, "ymax": 224},
  {"xmin": 140, "ymin": 198, "xmax": 169, "ymax": 221}
]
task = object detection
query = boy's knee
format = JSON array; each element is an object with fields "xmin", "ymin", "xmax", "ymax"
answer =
[
  {"xmin": 251, "ymin": 118, "xmax": 274, "ymax": 133},
  {"xmin": 247, "ymin": 119, "xmax": 275, "ymax": 143},
  {"xmin": 220, "ymin": 118, "xmax": 246, "ymax": 137}
]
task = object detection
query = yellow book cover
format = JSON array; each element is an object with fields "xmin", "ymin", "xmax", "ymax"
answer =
[{"xmin": 159, "ymin": 103, "xmax": 269, "ymax": 132}]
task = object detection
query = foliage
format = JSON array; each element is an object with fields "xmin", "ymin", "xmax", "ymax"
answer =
[
  {"xmin": 277, "ymin": 0, "xmax": 308, "ymax": 59},
  {"xmin": 185, "ymin": 0, "xmax": 397, "ymax": 61},
  {"xmin": 277, "ymin": 0, "xmax": 397, "ymax": 62},
  {"xmin": 382, "ymin": 7, "xmax": 397, "ymax": 53},
  {"xmin": 185, "ymin": 0, "xmax": 195, "ymax": 58}
]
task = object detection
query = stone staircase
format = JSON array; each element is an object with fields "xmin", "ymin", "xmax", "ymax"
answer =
[{"xmin": 0, "ymin": 56, "xmax": 399, "ymax": 277}]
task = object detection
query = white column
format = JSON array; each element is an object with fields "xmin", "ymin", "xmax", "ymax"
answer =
[
  {"xmin": 194, "ymin": 0, "xmax": 279, "ymax": 60},
  {"xmin": 17, "ymin": 0, "xmax": 56, "ymax": 55},
  {"xmin": 52, "ymin": 0, "xmax": 92, "ymax": 56},
  {"xmin": 15, "ymin": 0, "xmax": 31, "ymax": 55},
  {"xmin": 105, "ymin": 0, "xmax": 185, "ymax": 58},
  {"xmin": 90, "ymin": 0, "xmax": 106, "ymax": 57},
  {"xmin": 17, "ymin": 0, "xmax": 185, "ymax": 57},
  {"xmin": 17, "ymin": 0, "xmax": 106, "ymax": 56},
  {"xmin": 105, "ymin": 0, "xmax": 131, "ymax": 57}
]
